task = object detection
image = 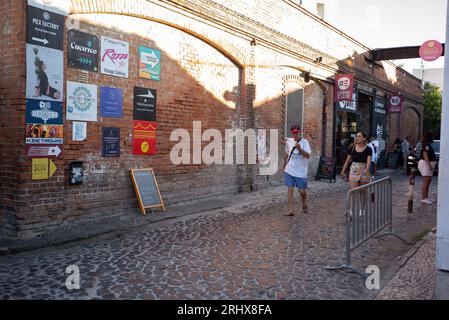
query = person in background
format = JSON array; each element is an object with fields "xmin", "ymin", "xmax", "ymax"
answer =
[
  {"xmin": 418, "ymin": 132, "xmax": 437, "ymax": 205},
  {"xmin": 367, "ymin": 136, "xmax": 378, "ymax": 180},
  {"xmin": 393, "ymin": 138, "xmax": 403, "ymax": 168},
  {"xmin": 401, "ymin": 136, "xmax": 411, "ymax": 169}
]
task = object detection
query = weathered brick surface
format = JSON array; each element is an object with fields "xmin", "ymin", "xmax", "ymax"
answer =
[{"xmin": 0, "ymin": 0, "xmax": 423, "ymax": 240}]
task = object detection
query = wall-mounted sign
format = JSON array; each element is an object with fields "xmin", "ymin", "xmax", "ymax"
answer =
[
  {"xmin": 28, "ymin": 0, "xmax": 70, "ymax": 16},
  {"xmin": 100, "ymin": 36, "xmax": 129, "ymax": 78},
  {"xmin": 138, "ymin": 46, "xmax": 161, "ymax": 81},
  {"xmin": 67, "ymin": 30, "xmax": 99, "ymax": 72},
  {"xmin": 419, "ymin": 40, "xmax": 443, "ymax": 62},
  {"xmin": 26, "ymin": 124, "xmax": 63, "ymax": 144},
  {"xmin": 133, "ymin": 120, "xmax": 157, "ymax": 155},
  {"xmin": 387, "ymin": 95, "xmax": 403, "ymax": 113},
  {"xmin": 373, "ymin": 97, "xmax": 387, "ymax": 143},
  {"xmin": 26, "ymin": 44, "xmax": 63, "ymax": 102},
  {"xmin": 338, "ymin": 92, "xmax": 357, "ymax": 113},
  {"xmin": 335, "ymin": 74, "xmax": 354, "ymax": 101},
  {"xmin": 374, "ymin": 96, "xmax": 387, "ymax": 115},
  {"xmin": 133, "ymin": 87, "xmax": 157, "ymax": 121},
  {"xmin": 26, "ymin": 145, "xmax": 62, "ymax": 158},
  {"xmin": 72, "ymin": 121, "xmax": 87, "ymax": 141},
  {"xmin": 32, "ymin": 158, "xmax": 57, "ymax": 180},
  {"xmin": 27, "ymin": 5, "xmax": 64, "ymax": 50},
  {"xmin": 100, "ymin": 86, "xmax": 123, "ymax": 117},
  {"xmin": 26, "ymin": 99, "xmax": 63, "ymax": 124},
  {"xmin": 66, "ymin": 81, "xmax": 98, "ymax": 122},
  {"xmin": 102, "ymin": 127, "xmax": 120, "ymax": 157}
]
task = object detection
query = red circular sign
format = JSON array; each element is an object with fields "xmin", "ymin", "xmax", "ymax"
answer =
[{"xmin": 419, "ymin": 40, "xmax": 443, "ymax": 62}]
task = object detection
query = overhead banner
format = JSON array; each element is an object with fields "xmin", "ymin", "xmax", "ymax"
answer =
[
  {"xmin": 26, "ymin": 99, "xmax": 63, "ymax": 124},
  {"xmin": 387, "ymin": 94, "xmax": 403, "ymax": 113},
  {"xmin": 133, "ymin": 87, "xmax": 157, "ymax": 121},
  {"xmin": 102, "ymin": 127, "xmax": 120, "ymax": 157},
  {"xmin": 67, "ymin": 30, "xmax": 99, "ymax": 72},
  {"xmin": 100, "ymin": 36, "xmax": 129, "ymax": 78},
  {"xmin": 26, "ymin": 44, "xmax": 64, "ymax": 102},
  {"xmin": 100, "ymin": 86, "xmax": 123, "ymax": 117},
  {"xmin": 138, "ymin": 46, "xmax": 161, "ymax": 80},
  {"xmin": 66, "ymin": 81, "xmax": 98, "ymax": 122},
  {"xmin": 133, "ymin": 121, "xmax": 157, "ymax": 155},
  {"xmin": 335, "ymin": 74, "xmax": 354, "ymax": 101},
  {"xmin": 26, "ymin": 124, "xmax": 64, "ymax": 144},
  {"xmin": 27, "ymin": 0, "xmax": 70, "ymax": 16},
  {"xmin": 27, "ymin": 5, "xmax": 64, "ymax": 50}
]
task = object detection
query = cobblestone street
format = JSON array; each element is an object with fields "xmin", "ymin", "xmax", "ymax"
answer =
[{"xmin": 0, "ymin": 173, "xmax": 438, "ymax": 300}]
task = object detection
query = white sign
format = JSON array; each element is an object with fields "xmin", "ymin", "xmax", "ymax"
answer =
[
  {"xmin": 67, "ymin": 81, "xmax": 98, "ymax": 122},
  {"xmin": 28, "ymin": 0, "xmax": 70, "ymax": 16},
  {"xmin": 100, "ymin": 36, "xmax": 129, "ymax": 78},
  {"xmin": 26, "ymin": 44, "xmax": 64, "ymax": 102},
  {"xmin": 72, "ymin": 121, "xmax": 87, "ymax": 141}
]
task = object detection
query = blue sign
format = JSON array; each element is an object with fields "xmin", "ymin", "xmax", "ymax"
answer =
[
  {"xmin": 100, "ymin": 86, "xmax": 123, "ymax": 117},
  {"xmin": 26, "ymin": 99, "xmax": 63, "ymax": 124}
]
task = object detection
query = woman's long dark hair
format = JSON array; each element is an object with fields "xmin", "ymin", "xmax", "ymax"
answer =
[{"xmin": 422, "ymin": 132, "xmax": 434, "ymax": 145}]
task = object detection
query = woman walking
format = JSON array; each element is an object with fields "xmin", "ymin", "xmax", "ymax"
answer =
[{"xmin": 418, "ymin": 132, "xmax": 437, "ymax": 204}]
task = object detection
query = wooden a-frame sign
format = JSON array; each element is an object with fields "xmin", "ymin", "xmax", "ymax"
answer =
[{"xmin": 129, "ymin": 168, "xmax": 166, "ymax": 215}]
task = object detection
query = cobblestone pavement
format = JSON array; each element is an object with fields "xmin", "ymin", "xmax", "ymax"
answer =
[
  {"xmin": 0, "ymin": 173, "xmax": 438, "ymax": 300},
  {"xmin": 375, "ymin": 232, "xmax": 436, "ymax": 300}
]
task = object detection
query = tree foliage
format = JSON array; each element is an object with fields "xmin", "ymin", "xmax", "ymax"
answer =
[{"xmin": 423, "ymin": 82, "xmax": 442, "ymax": 138}]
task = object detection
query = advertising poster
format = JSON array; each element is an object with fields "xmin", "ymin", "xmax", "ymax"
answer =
[
  {"xmin": 100, "ymin": 86, "xmax": 123, "ymax": 117},
  {"xmin": 387, "ymin": 95, "xmax": 403, "ymax": 113},
  {"xmin": 100, "ymin": 36, "xmax": 129, "ymax": 78},
  {"xmin": 67, "ymin": 30, "xmax": 99, "ymax": 72},
  {"xmin": 27, "ymin": 5, "xmax": 64, "ymax": 50},
  {"xmin": 26, "ymin": 44, "xmax": 64, "ymax": 102},
  {"xmin": 338, "ymin": 92, "xmax": 357, "ymax": 113},
  {"xmin": 102, "ymin": 127, "xmax": 120, "ymax": 157},
  {"xmin": 26, "ymin": 124, "xmax": 63, "ymax": 144},
  {"xmin": 72, "ymin": 121, "xmax": 87, "ymax": 141},
  {"xmin": 133, "ymin": 87, "xmax": 157, "ymax": 121},
  {"xmin": 26, "ymin": 99, "xmax": 63, "ymax": 125},
  {"xmin": 138, "ymin": 46, "xmax": 161, "ymax": 81},
  {"xmin": 133, "ymin": 121, "xmax": 157, "ymax": 155},
  {"xmin": 334, "ymin": 74, "xmax": 354, "ymax": 101},
  {"xmin": 66, "ymin": 81, "xmax": 98, "ymax": 122}
]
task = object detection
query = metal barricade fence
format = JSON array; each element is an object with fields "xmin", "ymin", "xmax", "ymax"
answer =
[{"xmin": 325, "ymin": 176, "xmax": 406, "ymax": 279}]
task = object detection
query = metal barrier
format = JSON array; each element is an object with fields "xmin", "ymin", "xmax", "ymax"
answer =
[{"xmin": 325, "ymin": 176, "xmax": 407, "ymax": 278}]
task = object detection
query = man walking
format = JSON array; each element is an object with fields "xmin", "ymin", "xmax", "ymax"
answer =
[{"xmin": 283, "ymin": 124, "xmax": 312, "ymax": 216}]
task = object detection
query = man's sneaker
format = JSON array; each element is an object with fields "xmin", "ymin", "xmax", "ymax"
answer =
[{"xmin": 421, "ymin": 198, "xmax": 433, "ymax": 205}]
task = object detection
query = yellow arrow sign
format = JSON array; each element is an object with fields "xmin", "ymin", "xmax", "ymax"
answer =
[
  {"xmin": 32, "ymin": 158, "xmax": 58, "ymax": 180},
  {"xmin": 49, "ymin": 159, "xmax": 57, "ymax": 178}
]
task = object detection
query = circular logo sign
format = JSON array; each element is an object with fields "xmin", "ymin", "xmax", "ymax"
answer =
[
  {"xmin": 419, "ymin": 40, "xmax": 443, "ymax": 62},
  {"xmin": 141, "ymin": 141, "xmax": 149, "ymax": 153},
  {"xmin": 390, "ymin": 96, "xmax": 401, "ymax": 106},
  {"xmin": 338, "ymin": 77, "xmax": 351, "ymax": 90}
]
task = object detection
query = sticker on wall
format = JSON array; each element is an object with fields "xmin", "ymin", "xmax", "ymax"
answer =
[
  {"xmin": 100, "ymin": 36, "xmax": 129, "ymax": 78},
  {"xmin": 28, "ymin": 0, "xmax": 70, "ymax": 16},
  {"xmin": 138, "ymin": 46, "xmax": 161, "ymax": 81},
  {"xmin": 102, "ymin": 127, "xmax": 120, "ymax": 157},
  {"xmin": 66, "ymin": 81, "xmax": 98, "ymax": 122},
  {"xmin": 27, "ymin": 5, "xmax": 65, "ymax": 50},
  {"xmin": 133, "ymin": 87, "xmax": 157, "ymax": 121},
  {"xmin": 26, "ymin": 99, "xmax": 63, "ymax": 125},
  {"xmin": 26, "ymin": 124, "xmax": 64, "ymax": 144},
  {"xmin": 72, "ymin": 121, "xmax": 87, "ymax": 141},
  {"xmin": 100, "ymin": 86, "xmax": 123, "ymax": 118},
  {"xmin": 26, "ymin": 44, "xmax": 64, "ymax": 102},
  {"xmin": 67, "ymin": 30, "xmax": 99, "ymax": 72},
  {"xmin": 133, "ymin": 120, "xmax": 157, "ymax": 155}
]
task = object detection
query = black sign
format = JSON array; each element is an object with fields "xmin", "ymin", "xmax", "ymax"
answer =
[
  {"xmin": 67, "ymin": 30, "xmax": 99, "ymax": 72},
  {"xmin": 373, "ymin": 96, "xmax": 387, "ymax": 140},
  {"xmin": 133, "ymin": 87, "xmax": 157, "ymax": 121},
  {"xmin": 130, "ymin": 169, "xmax": 165, "ymax": 215},
  {"xmin": 27, "ymin": 5, "xmax": 64, "ymax": 50},
  {"xmin": 315, "ymin": 156, "xmax": 336, "ymax": 182},
  {"xmin": 337, "ymin": 92, "xmax": 357, "ymax": 113},
  {"xmin": 102, "ymin": 127, "xmax": 120, "ymax": 157}
]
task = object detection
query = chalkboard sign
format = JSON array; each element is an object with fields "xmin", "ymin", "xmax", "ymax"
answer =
[
  {"xmin": 315, "ymin": 156, "xmax": 336, "ymax": 182},
  {"xmin": 130, "ymin": 168, "xmax": 165, "ymax": 215},
  {"xmin": 387, "ymin": 152, "xmax": 401, "ymax": 169}
]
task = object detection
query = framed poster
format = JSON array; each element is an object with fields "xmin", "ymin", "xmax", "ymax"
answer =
[
  {"xmin": 66, "ymin": 81, "xmax": 98, "ymax": 122},
  {"xmin": 26, "ymin": 44, "xmax": 63, "ymax": 102},
  {"xmin": 133, "ymin": 87, "xmax": 157, "ymax": 121},
  {"xmin": 67, "ymin": 30, "xmax": 99, "ymax": 72},
  {"xmin": 102, "ymin": 127, "xmax": 120, "ymax": 157},
  {"xmin": 100, "ymin": 86, "xmax": 123, "ymax": 117},
  {"xmin": 138, "ymin": 46, "xmax": 161, "ymax": 80},
  {"xmin": 100, "ymin": 36, "xmax": 129, "ymax": 78}
]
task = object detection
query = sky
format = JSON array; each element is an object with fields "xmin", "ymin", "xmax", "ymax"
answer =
[{"xmin": 323, "ymin": 0, "xmax": 447, "ymax": 74}]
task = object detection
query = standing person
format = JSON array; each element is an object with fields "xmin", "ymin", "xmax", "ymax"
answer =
[
  {"xmin": 367, "ymin": 136, "xmax": 378, "ymax": 180},
  {"xmin": 401, "ymin": 136, "xmax": 411, "ymax": 169},
  {"xmin": 418, "ymin": 132, "xmax": 437, "ymax": 204},
  {"xmin": 283, "ymin": 124, "xmax": 312, "ymax": 216}
]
